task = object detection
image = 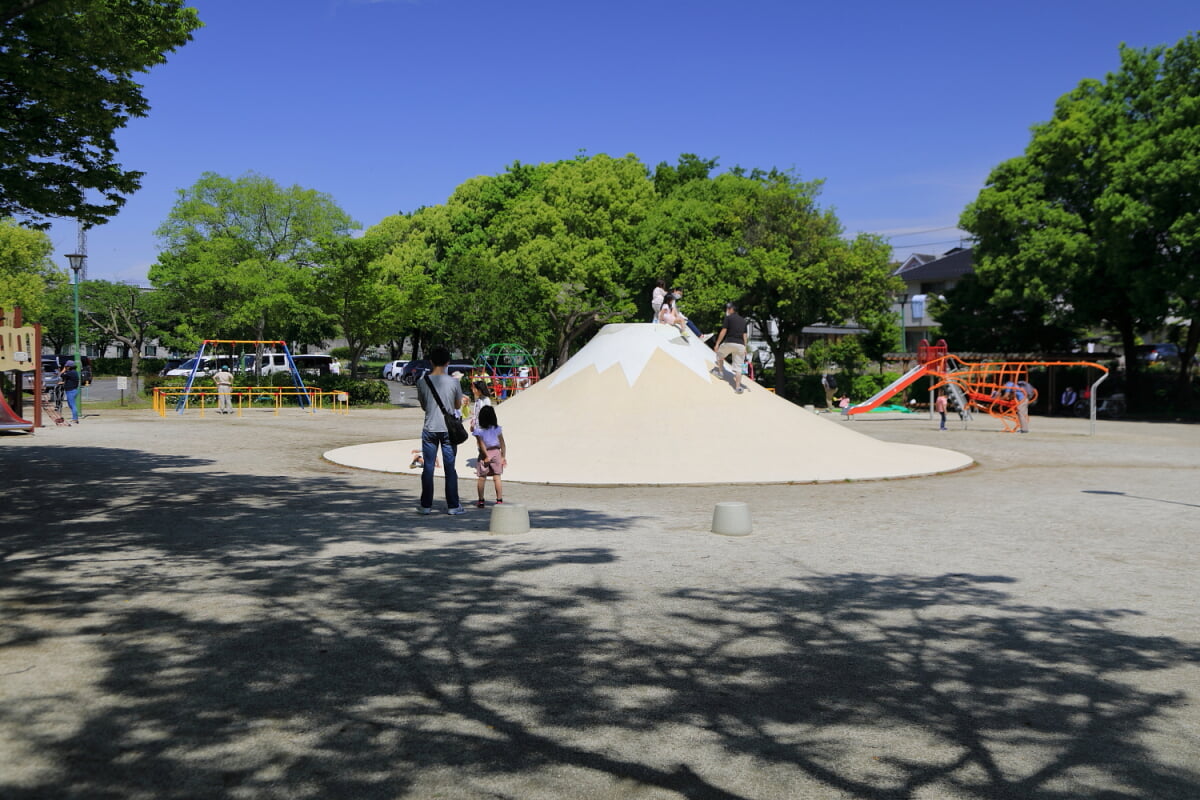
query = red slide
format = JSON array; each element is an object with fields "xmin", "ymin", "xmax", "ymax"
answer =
[
  {"xmin": 846, "ymin": 363, "xmax": 929, "ymax": 416},
  {"xmin": 0, "ymin": 391, "xmax": 34, "ymax": 431}
]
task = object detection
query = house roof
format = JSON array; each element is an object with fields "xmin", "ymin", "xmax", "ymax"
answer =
[
  {"xmin": 893, "ymin": 253, "xmax": 937, "ymax": 275},
  {"xmin": 897, "ymin": 247, "xmax": 974, "ymax": 283}
]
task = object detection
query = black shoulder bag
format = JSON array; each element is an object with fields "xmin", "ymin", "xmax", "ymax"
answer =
[{"xmin": 424, "ymin": 374, "xmax": 469, "ymax": 445}]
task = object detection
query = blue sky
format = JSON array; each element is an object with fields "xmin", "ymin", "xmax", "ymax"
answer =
[{"xmin": 45, "ymin": 0, "xmax": 1198, "ymax": 283}]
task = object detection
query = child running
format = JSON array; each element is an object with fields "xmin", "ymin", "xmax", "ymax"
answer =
[{"xmin": 473, "ymin": 405, "xmax": 507, "ymax": 507}]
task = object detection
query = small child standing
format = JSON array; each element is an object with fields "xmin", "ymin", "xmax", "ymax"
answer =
[
  {"xmin": 468, "ymin": 380, "xmax": 492, "ymax": 432},
  {"xmin": 473, "ymin": 405, "xmax": 507, "ymax": 507}
]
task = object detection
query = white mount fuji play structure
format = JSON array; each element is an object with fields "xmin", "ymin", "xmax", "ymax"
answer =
[{"xmin": 324, "ymin": 323, "xmax": 974, "ymax": 485}]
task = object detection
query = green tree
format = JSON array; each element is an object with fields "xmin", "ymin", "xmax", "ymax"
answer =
[
  {"xmin": 305, "ymin": 234, "xmax": 432, "ymax": 376},
  {"xmin": 932, "ymin": 272, "xmax": 1079, "ymax": 353},
  {"xmin": 370, "ymin": 204, "xmax": 454, "ymax": 359},
  {"xmin": 632, "ymin": 169, "xmax": 745, "ymax": 330},
  {"xmin": 396, "ymin": 155, "xmax": 655, "ymax": 368},
  {"xmin": 0, "ymin": 217, "xmax": 63, "ymax": 318},
  {"xmin": 651, "ymin": 153, "xmax": 719, "ymax": 197},
  {"xmin": 150, "ymin": 172, "xmax": 357, "ymax": 349},
  {"xmin": 78, "ymin": 280, "xmax": 168, "ymax": 390},
  {"xmin": 0, "ymin": 0, "xmax": 202, "ymax": 227},
  {"xmin": 959, "ymin": 33, "xmax": 1200, "ymax": 406},
  {"xmin": 488, "ymin": 154, "xmax": 655, "ymax": 366},
  {"xmin": 31, "ymin": 283, "xmax": 76, "ymax": 353},
  {"xmin": 712, "ymin": 171, "xmax": 897, "ymax": 395}
]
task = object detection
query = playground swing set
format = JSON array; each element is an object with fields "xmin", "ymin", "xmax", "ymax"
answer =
[
  {"xmin": 153, "ymin": 339, "xmax": 347, "ymax": 417},
  {"xmin": 845, "ymin": 339, "xmax": 1111, "ymax": 433}
]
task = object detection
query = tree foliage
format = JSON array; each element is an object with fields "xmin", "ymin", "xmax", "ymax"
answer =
[
  {"xmin": 959, "ymin": 33, "xmax": 1200, "ymax": 405},
  {"xmin": 150, "ymin": 172, "xmax": 357, "ymax": 348},
  {"xmin": 304, "ymin": 235, "xmax": 420, "ymax": 375},
  {"xmin": 0, "ymin": 0, "xmax": 202, "ymax": 227},
  {"xmin": 79, "ymin": 279, "xmax": 168, "ymax": 388},
  {"xmin": 0, "ymin": 217, "xmax": 62, "ymax": 317},
  {"xmin": 644, "ymin": 169, "xmax": 897, "ymax": 394},
  {"xmin": 376, "ymin": 154, "xmax": 655, "ymax": 369}
]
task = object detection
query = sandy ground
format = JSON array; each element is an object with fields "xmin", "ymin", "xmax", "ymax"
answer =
[{"xmin": 1, "ymin": 404, "xmax": 1198, "ymax": 799}]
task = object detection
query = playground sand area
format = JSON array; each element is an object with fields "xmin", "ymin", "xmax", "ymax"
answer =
[{"xmin": 1, "ymin": 407, "xmax": 1198, "ymax": 799}]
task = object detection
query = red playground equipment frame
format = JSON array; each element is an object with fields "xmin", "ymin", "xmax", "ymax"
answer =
[{"xmin": 846, "ymin": 339, "xmax": 1111, "ymax": 433}]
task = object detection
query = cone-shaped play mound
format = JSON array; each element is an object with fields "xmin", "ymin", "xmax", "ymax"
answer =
[{"xmin": 324, "ymin": 323, "xmax": 974, "ymax": 485}]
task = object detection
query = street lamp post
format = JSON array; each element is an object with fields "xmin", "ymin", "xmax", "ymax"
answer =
[
  {"xmin": 895, "ymin": 292, "xmax": 909, "ymax": 353},
  {"xmin": 66, "ymin": 253, "xmax": 85, "ymax": 418}
]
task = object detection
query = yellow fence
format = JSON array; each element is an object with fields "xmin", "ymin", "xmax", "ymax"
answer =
[{"xmin": 152, "ymin": 387, "xmax": 350, "ymax": 417}]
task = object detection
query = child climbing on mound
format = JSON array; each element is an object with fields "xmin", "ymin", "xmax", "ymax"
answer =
[{"xmin": 473, "ymin": 405, "xmax": 507, "ymax": 507}]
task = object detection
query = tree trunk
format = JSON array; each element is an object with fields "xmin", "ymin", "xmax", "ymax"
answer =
[
  {"xmin": 1176, "ymin": 311, "xmax": 1199, "ymax": 407},
  {"xmin": 1116, "ymin": 319, "xmax": 1142, "ymax": 411}
]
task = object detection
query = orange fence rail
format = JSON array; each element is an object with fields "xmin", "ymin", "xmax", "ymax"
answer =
[{"xmin": 153, "ymin": 386, "xmax": 349, "ymax": 417}]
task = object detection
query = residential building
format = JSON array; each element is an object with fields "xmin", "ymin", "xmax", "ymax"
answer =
[{"xmin": 891, "ymin": 247, "xmax": 974, "ymax": 352}]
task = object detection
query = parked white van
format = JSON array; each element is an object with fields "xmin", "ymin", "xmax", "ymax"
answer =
[
  {"xmin": 164, "ymin": 356, "xmax": 237, "ymax": 377},
  {"xmin": 166, "ymin": 353, "xmax": 339, "ymax": 378},
  {"xmin": 241, "ymin": 353, "xmax": 339, "ymax": 376}
]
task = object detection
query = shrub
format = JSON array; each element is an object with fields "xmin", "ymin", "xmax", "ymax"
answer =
[
  {"xmin": 852, "ymin": 372, "xmax": 900, "ymax": 404},
  {"xmin": 312, "ymin": 374, "xmax": 391, "ymax": 405}
]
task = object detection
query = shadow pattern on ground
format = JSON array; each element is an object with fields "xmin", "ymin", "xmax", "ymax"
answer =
[{"xmin": 1, "ymin": 446, "xmax": 1198, "ymax": 799}]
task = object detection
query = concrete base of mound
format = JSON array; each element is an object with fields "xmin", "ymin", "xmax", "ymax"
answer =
[{"xmin": 325, "ymin": 324, "xmax": 974, "ymax": 485}]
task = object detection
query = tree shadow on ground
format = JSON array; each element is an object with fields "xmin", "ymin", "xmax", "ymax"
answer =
[{"xmin": 1, "ymin": 446, "xmax": 1198, "ymax": 799}]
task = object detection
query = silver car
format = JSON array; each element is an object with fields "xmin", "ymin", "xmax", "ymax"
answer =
[{"xmin": 21, "ymin": 355, "xmax": 65, "ymax": 391}]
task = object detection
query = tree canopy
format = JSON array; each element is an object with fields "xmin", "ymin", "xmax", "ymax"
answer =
[
  {"xmin": 79, "ymin": 278, "xmax": 167, "ymax": 387},
  {"xmin": 0, "ymin": 0, "xmax": 202, "ymax": 227},
  {"xmin": 142, "ymin": 157, "xmax": 896, "ymax": 383},
  {"xmin": 959, "ymin": 32, "xmax": 1200, "ymax": 405},
  {"xmin": 150, "ymin": 172, "xmax": 357, "ymax": 347},
  {"xmin": 0, "ymin": 217, "xmax": 62, "ymax": 318}
]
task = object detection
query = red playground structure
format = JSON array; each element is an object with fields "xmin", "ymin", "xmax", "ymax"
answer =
[{"xmin": 846, "ymin": 339, "xmax": 1111, "ymax": 433}]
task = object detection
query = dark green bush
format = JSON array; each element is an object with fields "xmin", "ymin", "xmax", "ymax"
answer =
[
  {"xmin": 851, "ymin": 372, "xmax": 901, "ymax": 404},
  {"xmin": 312, "ymin": 374, "xmax": 391, "ymax": 405}
]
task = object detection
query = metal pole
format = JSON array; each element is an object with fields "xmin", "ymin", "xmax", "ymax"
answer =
[{"xmin": 66, "ymin": 253, "xmax": 85, "ymax": 419}]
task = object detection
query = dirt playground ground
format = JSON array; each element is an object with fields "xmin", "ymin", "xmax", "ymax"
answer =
[{"xmin": 1, "ymin": 405, "xmax": 1197, "ymax": 799}]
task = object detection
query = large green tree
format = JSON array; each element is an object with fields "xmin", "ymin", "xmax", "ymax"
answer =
[
  {"xmin": 0, "ymin": 217, "xmax": 63, "ymax": 318},
  {"xmin": 960, "ymin": 33, "xmax": 1200, "ymax": 406},
  {"xmin": 648, "ymin": 169, "xmax": 898, "ymax": 395},
  {"xmin": 377, "ymin": 155, "xmax": 656, "ymax": 368},
  {"xmin": 150, "ymin": 172, "xmax": 357, "ymax": 349},
  {"xmin": 0, "ymin": 0, "xmax": 202, "ymax": 227},
  {"xmin": 486, "ymin": 153, "xmax": 655, "ymax": 366},
  {"xmin": 78, "ymin": 279, "xmax": 168, "ymax": 389},
  {"xmin": 304, "ymin": 233, "xmax": 433, "ymax": 375}
]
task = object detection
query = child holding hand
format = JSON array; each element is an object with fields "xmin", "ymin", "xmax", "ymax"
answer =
[{"xmin": 473, "ymin": 405, "xmax": 507, "ymax": 507}]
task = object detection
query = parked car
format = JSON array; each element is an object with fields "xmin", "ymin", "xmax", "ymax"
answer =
[
  {"xmin": 164, "ymin": 355, "xmax": 237, "ymax": 378},
  {"xmin": 241, "ymin": 352, "xmax": 339, "ymax": 377},
  {"xmin": 158, "ymin": 358, "xmax": 186, "ymax": 376},
  {"xmin": 398, "ymin": 359, "xmax": 430, "ymax": 385},
  {"xmin": 20, "ymin": 355, "xmax": 65, "ymax": 390},
  {"xmin": 382, "ymin": 360, "xmax": 408, "ymax": 381},
  {"xmin": 1134, "ymin": 343, "xmax": 1180, "ymax": 366},
  {"xmin": 398, "ymin": 359, "xmax": 474, "ymax": 385}
]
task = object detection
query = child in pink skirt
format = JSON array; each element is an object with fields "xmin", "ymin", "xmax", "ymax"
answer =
[{"xmin": 472, "ymin": 405, "xmax": 507, "ymax": 507}]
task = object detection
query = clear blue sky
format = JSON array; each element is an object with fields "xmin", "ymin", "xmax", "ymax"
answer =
[{"xmin": 46, "ymin": 0, "xmax": 1198, "ymax": 284}]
